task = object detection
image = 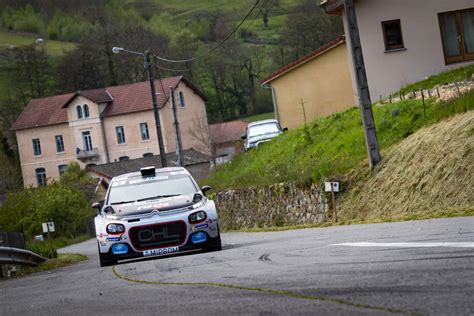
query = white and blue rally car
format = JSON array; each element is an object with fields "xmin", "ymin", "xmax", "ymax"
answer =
[{"xmin": 93, "ymin": 166, "xmax": 221, "ymax": 267}]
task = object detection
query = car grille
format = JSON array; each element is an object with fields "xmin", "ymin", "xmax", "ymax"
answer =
[{"xmin": 129, "ymin": 221, "xmax": 186, "ymax": 251}]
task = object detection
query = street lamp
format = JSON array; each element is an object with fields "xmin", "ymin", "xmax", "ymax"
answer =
[{"xmin": 112, "ymin": 47, "xmax": 168, "ymax": 167}]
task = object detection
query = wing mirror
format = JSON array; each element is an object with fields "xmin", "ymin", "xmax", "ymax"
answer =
[
  {"xmin": 91, "ymin": 202, "xmax": 101, "ymax": 215},
  {"xmin": 201, "ymin": 185, "xmax": 211, "ymax": 196},
  {"xmin": 283, "ymin": 127, "xmax": 288, "ymax": 132},
  {"xmin": 241, "ymin": 134, "xmax": 247, "ymax": 140}
]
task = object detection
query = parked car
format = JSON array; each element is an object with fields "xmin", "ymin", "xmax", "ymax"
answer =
[
  {"xmin": 93, "ymin": 166, "xmax": 221, "ymax": 267},
  {"xmin": 242, "ymin": 119, "xmax": 287, "ymax": 151}
]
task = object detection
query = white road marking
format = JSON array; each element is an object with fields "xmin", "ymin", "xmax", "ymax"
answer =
[{"xmin": 332, "ymin": 242, "xmax": 474, "ymax": 248}]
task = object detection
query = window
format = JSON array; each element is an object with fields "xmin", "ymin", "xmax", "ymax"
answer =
[
  {"xmin": 58, "ymin": 164, "xmax": 67, "ymax": 176},
  {"xmin": 76, "ymin": 106, "xmax": 83, "ymax": 119},
  {"xmin": 179, "ymin": 91, "xmax": 186, "ymax": 107},
  {"xmin": 119, "ymin": 156, "xmax": 129, "ymax": 161},
  {"xmin": 115, "ymin": 126, "xmax": 126, "ymax": 144},
  {"xmin": 32, "ymin": 138, "xmax": 41, "ymax": 156},
  {"xmin": 439, "ymin": 9, "xmax": 474, "ymax": 64},
  {"xmin": 84, "ymin": 104, "xmax": 90, "ymax": 118},
  {"xmin": 140, "ymin": 122, "xmax": 150, "ymax": 141},
  {"xmin": 55, "ymin": 135, "xmax": 64, "ymax": 153},
  {"xmin": 143, "ymin": 152, "xmax": 153, "ymax": 158},
  {"xmin": 36, "ymin": 168, "xmax": 47, "ymax": 186},
  {"xmin": 382, "ymin": 19, "xmax": 404, "ymax": 51},
  {"xmin": 82, "ymin": 131, "xmax": 93, "ymax": 151}
]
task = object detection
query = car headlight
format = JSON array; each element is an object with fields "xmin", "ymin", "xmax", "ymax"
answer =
[
  {"xmin": 189, "ymin": 211, "xmax": 207, "ymax": 223},
  {"xmin": 107, "ymin": 223, "xmax": 125, "ymax": 234}
]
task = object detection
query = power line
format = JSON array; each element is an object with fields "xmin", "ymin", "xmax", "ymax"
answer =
[
  {"xmin": 152, "ymin": 57, "xmax": 193, "ymax": 72},
  {"xmin": 239, "ymin": 3, "xmax": 263, "ymax": 36},
  {"xmin": 153, "ymin": 0, "xmax": 261, "ymax": 64},
  {"xmin": 154, "ymin": 64, "xmax": 169, "ymax": 110}
]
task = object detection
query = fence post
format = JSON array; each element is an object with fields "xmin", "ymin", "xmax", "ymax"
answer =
[{"xmin": 421, "ymin": 89, "xmax": 426, "ymax": 119}]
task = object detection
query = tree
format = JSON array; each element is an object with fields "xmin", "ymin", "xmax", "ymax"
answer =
[
  {"xmin": 258, "ymin": 0, "xmax": 280, "ymax": 28},
  {"xmin": 278, "ymin": 0, "xmax": 343, "ymax": 62},
  {"xmin": 8, "ymin": 44, "xmax": 54, "ymax": 104}
]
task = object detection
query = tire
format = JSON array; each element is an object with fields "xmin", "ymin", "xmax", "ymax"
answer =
[
  {"xmin": 205, "ymin": 226, "xmax": 222, "ymax": 252},
  {"xmin": 97, "ymin": 242, "xmax": 117, "ymax": 267}
]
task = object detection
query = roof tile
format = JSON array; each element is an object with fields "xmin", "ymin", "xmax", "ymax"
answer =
[{"xmin": 12, "ymin": 76, "xmax": 206, "ymax": 131}]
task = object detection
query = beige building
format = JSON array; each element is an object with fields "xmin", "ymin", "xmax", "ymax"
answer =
[
  {"xmin": 11, "ymin": 76, "xmax": 211, "ymax": 187},
  {"xmin": 321, "ymin": 0, "xmax": 474, "ymax": 101},
  {"xmin": 209, "ymin": 120, "xmax": 248, "ymax": 165},
  {"xmin": 261, "ymin": 36, "xmax": 355, "ymax": 129}
]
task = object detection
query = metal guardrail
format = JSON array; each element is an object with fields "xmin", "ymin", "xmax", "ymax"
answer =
[{"xmin": 0, "ymin": 246, "xmax": 46, "ymax": 266}]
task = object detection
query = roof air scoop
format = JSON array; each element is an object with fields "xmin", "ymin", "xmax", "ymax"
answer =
[{"xmin": 140, "ymin": 166, "xmax": 156, "ymax": 177}]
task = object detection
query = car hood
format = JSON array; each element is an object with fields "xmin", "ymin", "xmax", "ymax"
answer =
[
  {"xmin": 110, "ymin": 193, "xmax": 196, "ymax": 217},
  {"xmin": 248, "ymin": 132, "xmax": 280, "ymax": 144}
]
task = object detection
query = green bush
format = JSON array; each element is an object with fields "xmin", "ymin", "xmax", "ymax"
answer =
[
  {"xmin": 0, "ymin": 5, "xmax": 46, "ymax": 34},
  {"xmin": 0, "ymin": 162, "xmax": 95, "ymax": 239},
  {"xmin": 47, "ymin": 11, "xmax": 96, "ymax": 41}
]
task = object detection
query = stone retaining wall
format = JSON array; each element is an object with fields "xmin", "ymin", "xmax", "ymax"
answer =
[{"xmin": 214, "ymin": 182, "xmax": 329, "ymax": 229}]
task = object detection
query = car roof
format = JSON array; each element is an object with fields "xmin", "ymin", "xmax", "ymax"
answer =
[
  {"xmin": 110, "ymin": 166, "xmax": 189, "ymax": 182},
  {"xmin": 247, "ymin": 119, "xmax": 279, "ymax": 128}
]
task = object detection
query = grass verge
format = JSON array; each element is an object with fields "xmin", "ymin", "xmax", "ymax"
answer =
[
  {"xmin": 400, "ymin": 64, "xmax": 474, "ymax": 94},
  {"xmin": 13, "ymin": 253, "xmax": 88, "ymax": 278},
  {"xmin": 27, "ymin": 234, "xmax": 92, "ymax": 258},
  {"xmin": 205, "ymin": 90, "xmax": 474, "ymax": 192}
]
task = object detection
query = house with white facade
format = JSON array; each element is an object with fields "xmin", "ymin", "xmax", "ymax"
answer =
[
  {"xmin": 321, "ymin": 0, "xmax": 474, "ymax": 102},
  {"xmin": 11, "ymin": 76, "xmax": 211, "ymax": 187}
]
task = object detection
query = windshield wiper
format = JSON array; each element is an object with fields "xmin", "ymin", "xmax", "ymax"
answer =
[
  {"xmin": 111, "ymin": 200, "xmax": 136, "ymax": 205},
  {"xmin": 137, "ymin": 194, "xmax": 180, "ymax": 202}
]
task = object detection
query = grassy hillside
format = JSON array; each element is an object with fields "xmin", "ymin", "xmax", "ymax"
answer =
[
  {"xmin": 153, "ymin": 0, "xmax": 302, "ymax": 15},
  {"xmin": 0, "ymin": 30, "xmax": 75, "ymax": 56},
  {"xmin": 204, "ymin": 90, "xmax": 474, "ymax": 191},
  {"xmin": 338, "ymin": 110, "xmax": 474, "ymax": 221}
]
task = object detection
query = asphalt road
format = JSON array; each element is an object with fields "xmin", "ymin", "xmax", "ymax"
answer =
[{"xmin": 1, "ymin": 216, "xmax": 473, "ymax": 315}]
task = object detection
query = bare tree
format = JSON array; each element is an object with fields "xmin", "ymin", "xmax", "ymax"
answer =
[{"xmin": 258, "ymin": 0, "xmax": 280, "ymax": 28}]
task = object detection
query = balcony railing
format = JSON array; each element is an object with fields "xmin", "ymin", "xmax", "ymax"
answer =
[{"xmin": 77, "ymin": 148, "xmax": 99, "ymax": 160}]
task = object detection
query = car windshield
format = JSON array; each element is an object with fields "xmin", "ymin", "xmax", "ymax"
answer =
[
  {"xmin": 248, "ymin": 122, "xmax": 280, "ymax": 138},
  {"xmin": 107, "ymin": 173, "xmax": 198, "ymax": 205}
]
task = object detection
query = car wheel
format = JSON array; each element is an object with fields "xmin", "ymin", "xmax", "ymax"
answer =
[
  {"xmin": 205, "ymin": 225, "xmax": 222, "ymax": 252},
  {"xmin": 97, "ymin": 242, "xmax": 117, "ymax": 267}
]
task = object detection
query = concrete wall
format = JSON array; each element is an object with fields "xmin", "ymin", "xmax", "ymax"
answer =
[
  {"xmin": 160, "ymin": 81, "xmax": 212, "ymax": 156},
  {"xmin": 271, "ymin": 42, "xmax": 355, "ymax": 129},
  {"xmin": 67, "ymin": 95, "xmax": 108, "ymax": 164},
  {"xmin": 215, "ymin": 182, "xmax": 328, "ymax": 229},
  {"xmin": 16, "ymin": 123, "xmax": 76, "ymax": 187},
  {"xmin": 103, "ymin": 110, "xmax": 161, "ymax": 162},
  {"xmin": 342, "ymin": 0, "xmax": 474, "ymax": 101}
]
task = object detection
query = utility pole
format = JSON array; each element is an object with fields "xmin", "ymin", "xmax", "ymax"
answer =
[
  {"xmin": 344, "ymin": 0, "xmax": 381, "ymax": 168},
  {"xmin": 145, "ymin": 50, "xmax": 168, "ymax": 168},
  {"xmin": 170, "ymin": 87, "xmax": 184, "ymax": 166}
]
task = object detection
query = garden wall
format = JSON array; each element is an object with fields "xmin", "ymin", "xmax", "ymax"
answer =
[{"xmin": 215, "ymin": 182, "xmax": 329, "ymax": 229}]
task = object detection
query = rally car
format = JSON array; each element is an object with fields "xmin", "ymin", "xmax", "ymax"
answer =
[{"xmin": 92, "ymin": 166, "xmax": 221, "ymax": 267}]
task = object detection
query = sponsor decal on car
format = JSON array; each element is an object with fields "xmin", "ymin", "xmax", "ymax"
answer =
[
  {"xmin": 192, "ymin": 223, "xmax": 208, "ymax": 232},
  {"xmin": 191, "ymin": 232, "xmax": 207, "ymax": 244},
  {"xmin": 112, "ymin": 243, "xmax": 128, "ymax": 255},
  {"xmin": 107, "ymin": 237, "xmax": 121, "ymax": 242},
  {"xmin": 143, "ymin": 246, "xmax": 180, "ymax": 257}
]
